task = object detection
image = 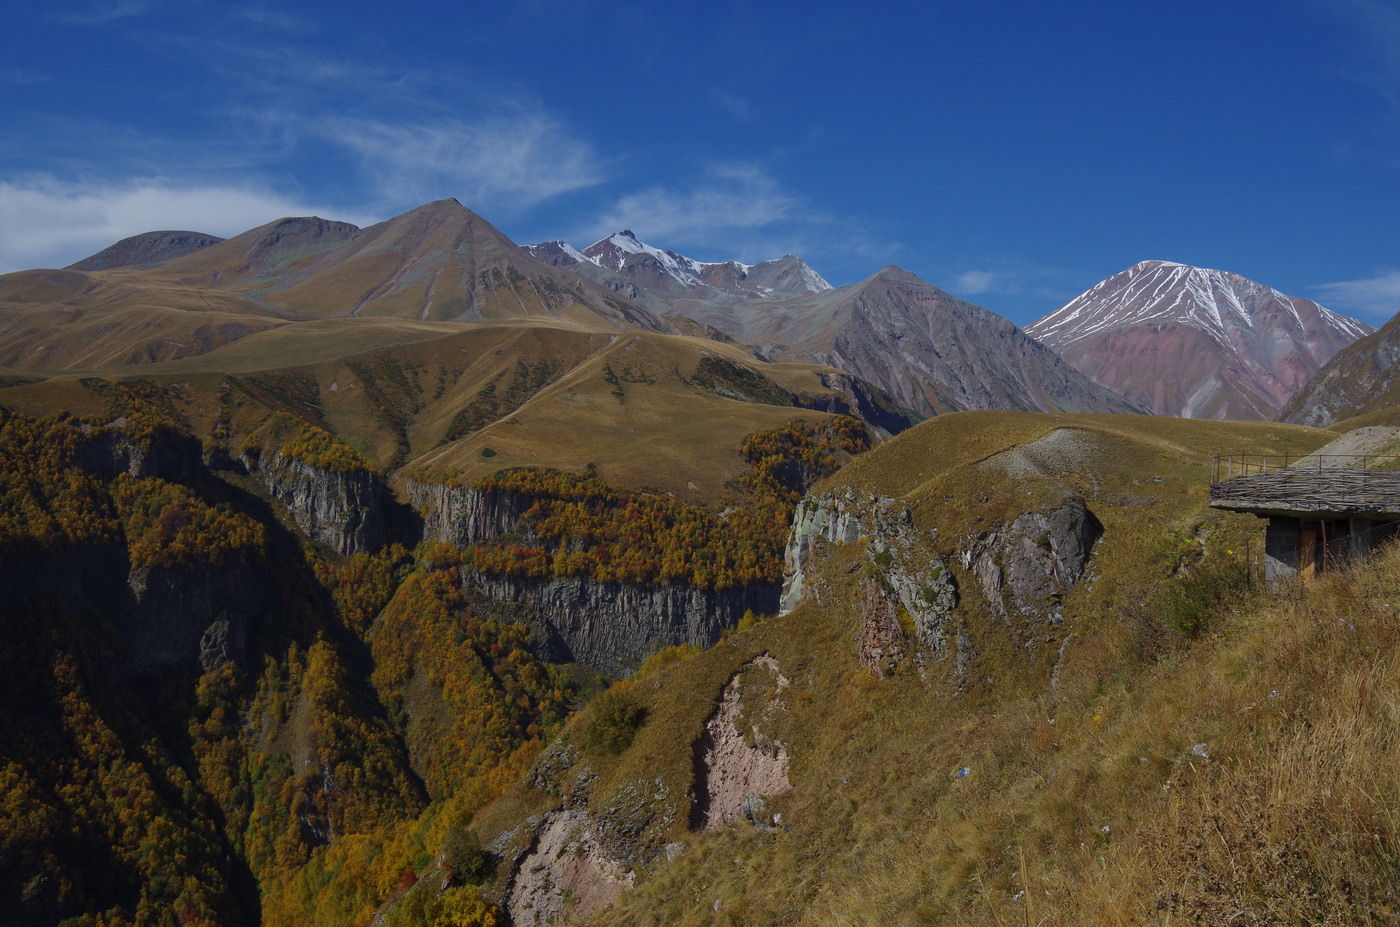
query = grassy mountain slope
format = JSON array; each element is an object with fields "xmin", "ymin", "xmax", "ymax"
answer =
[
  {"xmin": 0, "ymin": 201, "xmax": 672, "ymax": 374},
  {"xmin": 464, "ymin": 411, "xmax": 1368, "ymax": 926},
  {"xmin": 0, "ymin": 320, "xmax": 886, "ymax": 502}
]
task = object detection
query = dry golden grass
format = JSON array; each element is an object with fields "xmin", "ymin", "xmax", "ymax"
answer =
[
  {"xmin": 459, "ymin": 409, "xmax": 1400, "ymax": 927},
  {"xmin": 574, "ymin": 545, "xmax": 1400, "ymax": 926},
  {"xmin": 0, "ymin": 317, "xmax": 872, "ymax": 502}
]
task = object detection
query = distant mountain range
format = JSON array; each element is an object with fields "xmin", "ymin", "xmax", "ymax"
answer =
[
  {"xmin": 11, "ymin": 204, "xmax": 1386, "ymax": 427},
  {"xmin": 1026, "ymin": 260, "xmax": 1372, "ymax": 421},
  {"xmin": 524, "ymin": 231, "xmax": 1143, "ymax": 419}
]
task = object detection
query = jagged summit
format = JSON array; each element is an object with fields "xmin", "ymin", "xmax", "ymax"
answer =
[
  {"xmin": 522, "ymin": 231, "xmax": 831, "ymax": 300},
  {"xmin": 1026, "ymin": 261, "xmax": 1374, "ymax": 420}
]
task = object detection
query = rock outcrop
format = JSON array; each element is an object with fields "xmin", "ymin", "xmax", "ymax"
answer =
[
  {"xmin": 857, "ymin": 578, "xmax": 909, "ymax": 676},
  {"xmin": 252, "ymin": 453, "xmax": 384, "ymax": 555},
  {"xmin": 76, "ymin": 424, "xmax": 203, "ymax": 481},
  {"xmin": 502, "ymin": 808, "xmax": 635, "ymax": 927},
  {"xmin": 122, "ymin": 561, "xmax": 271, "ymax": 674},
  {"xmin": 467, "ymin": 574, "xmax": 776, "ymax": 678},
  {"xmin": 960, "ymin": 496, "xmax": 1102, "ymax": 639},
  {"xmin": 412, "ymin": 478, "xmax": 779, "ymax": 677},
  {"xmin": 782, "ymin": 490, "xmax": 957, "ymax": 667},
  {"xmin": 408, "ymin": 480, "xmax": 534, "ymax": 548}
]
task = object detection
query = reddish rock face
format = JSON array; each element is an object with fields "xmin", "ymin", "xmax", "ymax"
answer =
[{"xmin": 1026, "ymin": 261, "xmax": 1373, "ymax": 420}]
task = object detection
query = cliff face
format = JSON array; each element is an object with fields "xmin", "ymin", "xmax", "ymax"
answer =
[
  {"xmin": 410, "ymin": 479, "xmax": 779, "ymax": 676},
  {"xmin": 782, "ymin": 489, "xmax": 960, "ymax": 674},
  {"xmin": 75, "ymin": 425, "xmax": 203, "ymax": 480},
  {"xmin": 122, "ymin": 561, "xmax": 272, "ymax": 674},
  {"xmin": 783, "ymin": 488, "xmax": 1101, "ymax": 679},
  {"xmin": 960, "ymin": 497, "xmax": 1102, "ymax": 637},
  {"xmin": 467, "ymin": 574, "xmax": 776, "ymax": 678},
  {"xmin": 407, "ymin": 480, "xmax": 533, "ymax": 548},
  {"xmin": 253, "ymin": 453, "xmax": 384, "ymax": 555}
]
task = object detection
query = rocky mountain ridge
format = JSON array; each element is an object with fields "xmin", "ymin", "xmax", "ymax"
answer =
[
  {"xmin": 523, "ymin": 230, "xmax": 831, "ymax": 303},
  {"xmin": 1278, "ymin": 312, "xmax": 1400, "ymax": 426},
  {"xmin": 1026, "ymin": 260, "xmax": 1372, "ymax": 420}
]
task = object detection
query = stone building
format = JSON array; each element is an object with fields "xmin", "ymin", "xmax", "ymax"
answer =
[{"xmin": 1210, "ymin": 452, "xmax": 1400, "ymax": 588}]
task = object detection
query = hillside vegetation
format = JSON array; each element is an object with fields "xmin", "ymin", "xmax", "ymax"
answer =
[
  {"xmin": 5, "ymin": 270, "xmax": 1393, "ymax": 927},
  {"xmin": 455, "ymin": 411, "xmax": 1388, "ymax": 926},
  {"xmin": 578, "ymin": 530, "xmax": 1400, "ymax": 926}
]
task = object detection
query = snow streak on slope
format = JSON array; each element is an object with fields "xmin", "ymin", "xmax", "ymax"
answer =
[
  {"xmin": 526, "ymin": 230, "xmax": 831, "ymax": 298},
  {"xmin": 1029, "ymin": 260, "xmax": 1370, "ymax": 352},
  {"xmin": 1024, "ymin": 260, "xmax": 1374, "ymax": 420}
]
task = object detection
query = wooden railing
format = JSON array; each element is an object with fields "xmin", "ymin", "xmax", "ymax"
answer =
[{"xmin": 1212, "ymin": 454, "xmax": 1400, "ymax": 482}]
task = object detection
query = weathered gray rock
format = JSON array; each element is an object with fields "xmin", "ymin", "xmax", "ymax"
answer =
[
  {"xmin": 781, "ymin": 489, "xmax": 866, "ymax": 614},
  {"xmin": 782, "ymin": 490, "xmax": 957, "ymax": 664},
  {"xmin": 76, "ymin": 424, "xmax": 202, "ymax": 480},
  {"xmin": 253, "ymin": 453, "xmax": 384, "ymax": 555},
  {"xmin": 466, "ymin": 573, "xmax": 776, "ymax": 678},
  {"xmin": 961, "ymin": 496, "xmax": 1102, "ymax": 629},
  {"xmin": 407, "ymin": 480, "xmax": 534, "ymax": 547},
  {"xmin": 121, "ymin": 561, "xmax": 271, "ymax": 674}
]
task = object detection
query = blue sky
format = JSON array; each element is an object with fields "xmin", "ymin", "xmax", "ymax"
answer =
[{"xmin": 3, "ymin": 0, "xmax": 1399, "ymax": 327}]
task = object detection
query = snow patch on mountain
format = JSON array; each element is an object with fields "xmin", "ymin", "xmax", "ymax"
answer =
[
  {"xmin": 526, "ymin": 230, "xmax": 832, "ymax": 298},
  {"xmin": 1029, "ymin": 260, "xmax": 1370, "ymax": 351}
]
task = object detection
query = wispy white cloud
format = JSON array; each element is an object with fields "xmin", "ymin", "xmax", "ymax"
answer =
[
  {"xmin": 1313, "ymin": 269, "xmax": 1400, "ymax": 320},
  {"xmin": 708, "ymin": 89, "xmax": 754, "ymax": 121},
  {"xmin": 941, "ymin": 261, "xmax": 1093, "ymax": 315},
  {"xmin": 1324, "ymin": 0, "xmax": 1400, "ymax": 109},
  {"xmin": 0, "ymin": 175, "xmax": 374, "ymax": 274},
  {"xmin": 951, "ymin": 270, "xmax": 1000, "ymax": 294},
  {"xmin": 583, "ymin": 164, "xmax": 801, "ymax": 245},
  {"xmin": 51, "ymin": 0, "xmax": 148, "ymax": 26},
  {"xmin": 234, "ymin": 7, "xmax": 313, "ymax": 33},
  {"xmin": 316, "ymin": 110, "xmax": 605, "ymax": 215}
]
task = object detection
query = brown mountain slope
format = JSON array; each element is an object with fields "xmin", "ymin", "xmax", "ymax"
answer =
[
  {"xmin": 0, "ymin": 319, "xmax": 902, "ymax": 500},
  {"xmin": 1279, "ymin": 309, "xmax": 1400, "ymax": 426},
  {"xmin": 1027, "ymin": 260, "xmax": 1372, "ymax": 420},
  {"xmin": 733, "ymin": 266, "xmax": 1145, "ymax": 418},
  {"xmin": 65, "ymin": 229, "xmax": 226, "ymax": 271},
  {"xmin": 0, "ymin": 201, "xmax": 674, "ymax": 372}
]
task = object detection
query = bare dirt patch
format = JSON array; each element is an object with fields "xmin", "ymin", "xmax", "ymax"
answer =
[
  {"xmin": 690, "ymin": 653, "xmax": 791, "ymax": 830},
  {"xmin": 504, "ymin": 808, "xmax": 635, "ymax": 927}
]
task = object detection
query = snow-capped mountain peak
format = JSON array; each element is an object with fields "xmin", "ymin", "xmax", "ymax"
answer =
[
  {"xmin": 1024, "ymin": 260, "xmax": 1375, "ymax": 420},
  {"xmin": 523, "ymin": 230, "xmax": 831, "ymax": 299},
  {"xmin": 1031, "ymin": 260, "xmax": 1370, "ymax": 352}
]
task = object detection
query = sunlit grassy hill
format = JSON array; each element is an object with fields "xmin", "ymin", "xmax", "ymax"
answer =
[
  {"xmin": 457, "ymin": 410, "xmax": 1400, "ymax": 927},
  {"xmin": 0, "ymin": 200, "xmax": 673, "ymax": 373},
  {"xmin": 0, "ymin": 318, "xmax": 891, "ymax": 501}
]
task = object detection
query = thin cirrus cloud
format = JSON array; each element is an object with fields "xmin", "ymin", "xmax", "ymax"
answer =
[
  {"xmin": 0, "ymin": 176, "xmax": 374, "ymax": 274},
  {"xmin": 316, "ymin": 113, "xmax": 607, "ymax": 215},
  {"xmin": 950, "ymin": 270, "xmax": 1001, "ymax": 294},
  {"xmin": 1313, "ymin": 270, "xmax": 1400, "ymax": 321},
  {"xmin": 582, "ymin": 165, "xmax": 802, "ymax": 247},
  {"xmin": 945, "ymin": 265, "xmax": 1073, "ymax": 303},
  {"xmin": 50, "ymin": 0, "xmax": 149, "ymax": 26}
]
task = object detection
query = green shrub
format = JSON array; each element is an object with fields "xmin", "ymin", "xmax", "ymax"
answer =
[
  {"xmin": 1159, "ymin": 558, "xmax": 1248, "ymax": 638},
  {"xmin": 582, "ymin": 687, "xmax": 647, "ymax": 754}
]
